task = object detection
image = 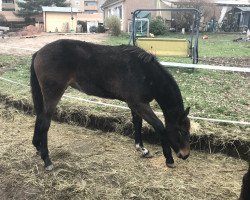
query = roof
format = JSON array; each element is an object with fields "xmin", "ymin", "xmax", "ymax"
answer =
[
  {"xmin": 214, "ymin": 0, "xmax": 250, "ymax": 6},
  {"xmin": 42, "ymin": 6, "xmax": 79, "ymax": 13},
  {"xmin": 168, "ymin": 0, "xmax": 250, "ymax": 6},
  {"xmin": 236, "ymin": 7, "xmax": 250, "ymax": 12},
  {"xmin": 0, "ymin": 11, "xmax": 25, "ymax": 22},
  {"xmin": 101, "ymin": 0, "xmax": 124, "ymax": 8}
]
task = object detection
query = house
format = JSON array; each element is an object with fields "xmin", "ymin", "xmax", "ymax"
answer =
[
  {"xmin": 68, "ymin": 0, "xmax": 99, "ymax": 13},
  {"xmin": 42, "ymin": 6, "xmax": 79, "ymax": 32},
  {"xmin": 226, "ymin": 7, "xmax": 250, "ymax": 30},
  {"xmin": 101, "ymin": 0, "xmax": 171, "ymax": 32},
  {"xmin": 236, "ymin": 7, "xmax": 250, "ymax": 29},
  {"xmin": 42, "ymin": 6, "xmax": 103, "ymax": 33},
  {"xmin": 101, "ymin": 0, "xmax": 250, "ymax": 32},
  {"xmin": 0, "ymin": 0, "xmax": 16, "ymax": 11}
]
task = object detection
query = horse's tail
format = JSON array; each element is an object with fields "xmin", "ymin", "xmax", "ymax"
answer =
[{"xmin": 30, "ymin": 52, "xmax": 43, "ymax": 115}]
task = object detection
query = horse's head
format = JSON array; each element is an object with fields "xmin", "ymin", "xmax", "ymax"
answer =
[{"xmin": 166, "ymin": 107, "xmax": 191, "ymax": 160}]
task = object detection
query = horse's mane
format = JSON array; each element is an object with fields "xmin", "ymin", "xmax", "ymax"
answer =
[{"xmin": 120, "ymin": 45, "xmax": 156, "ymax": 63}]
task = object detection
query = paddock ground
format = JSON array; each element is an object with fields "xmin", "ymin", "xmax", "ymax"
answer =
[
  {"xmin": 0, "ymin": 33, "xmax": 249, "ymax": 200},
  {"xmin": 0, "ymin": 102, "xmax": 247, "ymax": 200}
]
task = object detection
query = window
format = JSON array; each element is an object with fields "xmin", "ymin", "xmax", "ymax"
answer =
[
  {"xmin": 3, "ymin": 0, "xmax": 14, "ymax": 3},
  {"xmin": 114, "ymin": 6, "xmax": 122, "ymax": 19},
  {"xmin": 2, "ymin": 8, "xmax": 15, "ymax": 11},
  {"xmin": 118, "ymin": 6, "xmax": 122, "ymax": 19},
  {"xmin": 85, "ymin": 10, "xmax": 97, "ymax": 14},
  {"xmin": 75, "ymin": 0, "xmax": 80, "ymax": 5},
  {"xmin": 84, "ymin": 1, "xmax": 97, "ymax": 6},
  {"xmin": 108, "ymin": 9, "xmax": 111, "ymax": 17}
]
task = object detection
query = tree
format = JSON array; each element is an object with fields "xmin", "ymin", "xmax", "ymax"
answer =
[
  {"xmin": 16, "ymin": 0, "xmax": 70, "ymax": 20},
  {"xmin": 149, "ymin": 16, "xmax": 167, "ymax": 36},
  {"xmin": 173, "ymin": 0, "xmax": 216, "ymax": 31},
  {"xmin": 0, "ymin": 14, "xmax": 7, "ymax": 26}
]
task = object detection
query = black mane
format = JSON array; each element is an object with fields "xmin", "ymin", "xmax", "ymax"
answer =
[{"xmin": 120, "ymin": 45, "xmax": 156, "ymax": 63}]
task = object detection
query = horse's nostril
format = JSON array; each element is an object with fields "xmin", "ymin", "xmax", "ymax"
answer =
[{"xmin": 182, "ymin": 154, "xmax": 189, "ymax": 160}]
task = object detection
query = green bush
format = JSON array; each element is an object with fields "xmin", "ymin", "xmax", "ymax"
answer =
[
  {"xmin": 97, "ymin": 25, "xmax": 106, "ymax": 33},
  {"xmin": 149, "ymin": 16, "xmax": 167, "ymax": 36},
  {"xmin": 105, "ymin": 16, "xmax": 121, "ymax": 36}
]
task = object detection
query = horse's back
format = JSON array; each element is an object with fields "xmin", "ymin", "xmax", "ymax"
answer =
[{"xmin": 33, "ymin": 39, "xmax": 160, "ymax": 102}]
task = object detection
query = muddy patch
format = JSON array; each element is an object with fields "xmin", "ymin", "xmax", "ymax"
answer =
[{"xmin": 201, "ymin": 57, "xmax": 250, "ymax": 68}]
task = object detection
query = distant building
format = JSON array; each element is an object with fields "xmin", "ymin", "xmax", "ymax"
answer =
[
  {"xmin": 1, "ymin": 0, "xmax": 15, "ymax": 11},
  {"xmin": 68, "ymin": 0, "xmax": 99, "ymax": 13},
  {"xmin": 101, "ymin": 0, "xmax": 172, "ymax": 32},
  {"xmin": 42, "ymin": 6, "xmax": 103, "ymax": 33}
]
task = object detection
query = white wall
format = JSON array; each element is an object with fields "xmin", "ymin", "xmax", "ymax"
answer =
[{"xmin": 106, "ymin": 3, "xmax": 124, "ymax": 30}]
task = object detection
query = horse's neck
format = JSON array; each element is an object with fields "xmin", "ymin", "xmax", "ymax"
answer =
[{"xmin": 153, "ymin": 72, "xmax": 184, "ymax": 121}]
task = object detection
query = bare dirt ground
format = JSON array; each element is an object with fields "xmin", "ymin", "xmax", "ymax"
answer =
[
  {"xmin": 0, "ymin": 33, "xmax": 249, "ymax": 199},
  {"xmin": 0, "ymin": 33, "xmax": 107, "ymax": 55},
  {"xmin": 0, "ymin": 103, "xmax": 247, "ymax": 200},
  {"xmin": 1, "ymin": 33, "xmax": 250, "ymax": 69},
  {"xmin": 201, "ymin": 57, "xmax": 250, "ymax": 68}
]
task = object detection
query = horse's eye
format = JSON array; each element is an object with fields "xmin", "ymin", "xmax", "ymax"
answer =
[
  {"xmin": 179, "ymin": 130, "xmax": 183, "ymax": 136},
  {"xmin": 179, "ymin": 130, "xmax": 187, "ymax": 137}
]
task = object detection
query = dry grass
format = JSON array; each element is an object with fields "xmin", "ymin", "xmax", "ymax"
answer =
[{"xmin": 0, "ymin": 103, "xmax": 248, "ymax": 200}]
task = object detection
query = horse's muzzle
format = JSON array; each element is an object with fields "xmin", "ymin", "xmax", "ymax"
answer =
[{"xmin": 177, "ymin": 148, "xmax": 190, "ymax": 160}]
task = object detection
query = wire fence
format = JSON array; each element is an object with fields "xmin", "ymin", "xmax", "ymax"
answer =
[{"xmin": 0, "ymin": 45, "xmax": 249, "ymax": 125}]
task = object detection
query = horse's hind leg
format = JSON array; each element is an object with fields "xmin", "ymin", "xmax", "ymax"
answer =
[
  {"xmin": 36, "ymin": 82, "xmax": 67, "ymax": 170},
  {"xmin": 131, "ymin": 111, "xmax": 152, "ymax": 158}
]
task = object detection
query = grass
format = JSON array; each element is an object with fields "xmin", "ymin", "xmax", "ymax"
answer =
[
  {"xmin": 0, "ymin": 53, "xmax": 249, "ymax": 122},
  {"xmin": 198, "ymin": 33, "xmax": 250, "ymax": 58},
  {"xmin": 102, "ymin": 33, "xmax": 250, "ymax": 121},
  {"xmin": 104, "ymin": 32, "xmax": 250, "ymax": 62}
]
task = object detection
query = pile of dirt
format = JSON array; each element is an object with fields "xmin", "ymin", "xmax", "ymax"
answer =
[{"xmin": 7, "ymin": 25, "xmax": 43, "ymax": 37}]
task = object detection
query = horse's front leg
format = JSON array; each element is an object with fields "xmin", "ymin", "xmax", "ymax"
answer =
[
  {"xmin": 161, "ymin": 136, "xmax": 175, "ymax": 168},
  {"xmin": 129, "ymin": 103, "xmax": 175, "ymax": 168},
  {"xmin": 131, "ymin": 111, "xmax": 152, "ymax": 158}
]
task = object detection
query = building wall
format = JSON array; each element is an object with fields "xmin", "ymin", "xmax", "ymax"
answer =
[
  {"xmin": 103, "ymin": 0, "xmax": 172, "ymax": 32},
  {"xmin": 44, "ymin": 12, "xmax": 77, "ymax": 32},
  {"xmin": 69, "ymin": 0, "xmax": 98, "ymax": 13},
  {"xmin": 1, "ymin": 0, "xmax": 15, "ymax": 11},
  {"xmin": 104, "ymin": 2, "xmax": 124, "ymax": 30},
  {"xmin": 123, "ymin": 0, "xmax": 156, "ymax": 32}
]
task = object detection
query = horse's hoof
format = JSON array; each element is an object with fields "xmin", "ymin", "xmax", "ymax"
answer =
[
  {"xmin": 45, "ymin": 164, "xmax": 54, "ymax": 171},
  {"xmin": 166, "ymin": 163, "xmax": 176, "ymax": 168},
  {"xmin": 142, "ymin": 151, "xmax": 154, "ymax": 158}
]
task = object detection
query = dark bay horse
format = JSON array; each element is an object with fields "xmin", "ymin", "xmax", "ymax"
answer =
[
  {"xmin": 239, "ymin": 159, "xmax": 250, "ymax": 200},
  {"xmin": 30, "ymin": 39, "xmax": 191, "ymax": 170}
]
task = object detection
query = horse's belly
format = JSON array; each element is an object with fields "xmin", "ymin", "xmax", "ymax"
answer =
[{"xmin": 70, "ymin": 81, "xmax": 120, "ymax": 100}]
